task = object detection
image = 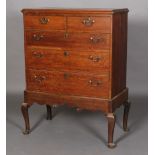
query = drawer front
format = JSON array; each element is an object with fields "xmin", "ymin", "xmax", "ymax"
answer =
[
  {"xmin": 66, "ymin": 33, "xmax": 111, "ymax": 50},
  {"xmin": 68, "ymin": 16, "xmax": 112, "ymax": 32},
  {"xmin": 26, "ymin": 31, "xmax": 111, "ymax": 50},
  {"xmin": 27, "ymin": 69, "xmax": 110, "ymax": 98},
  {"xmin": 24, "ymin": 15, "xmax": 65, "ymax": 30},
  {"xmin": 26, "ymin": 30, "xmax": 65, "ymax": 47},
  {"xmin": 26, "ymin": 47, "xmax": 110, "ymax": 72}
]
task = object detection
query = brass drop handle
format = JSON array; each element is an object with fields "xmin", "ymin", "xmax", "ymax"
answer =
[
  {"xmin": 82, "ymin": 17, "xmax": 95, "ymax": 26},
  {"xmin": 89, "ymin": 80, "xmax": 102, "ymax": 86},
  {"xmin": 64, "ymin": 73, "xmax": 70, "ymax": 79},
  {"xmin": 64, "ymin": 51, "xmax": 70, "ymax": 56},
  {"xmin": 34, "ymin": 75, "xmax": 46, "ymax": 83},
  {"xmin": 32, "ymin": 52, "xmax": 44, "ymax": 58},
  {"xmin": 89, "ymin": 55, "xmax": 102, "ymax": 62},
  {"xmin": 33, "ymin": 34, "xmax": 44, "ymax": 41},
  {"xmin": 39, "ymin": 17, "xmax": 49, "ymax": 24},
  {"xmin": 90, "ymin": 36, "xmax": 104, "ymax": 43}
]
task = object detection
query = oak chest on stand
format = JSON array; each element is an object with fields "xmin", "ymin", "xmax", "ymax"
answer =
[{"xmin": 21, "ymin": 8, "xmax": 131, "ymax": 148}]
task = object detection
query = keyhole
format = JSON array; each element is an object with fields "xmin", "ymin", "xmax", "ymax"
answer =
[{"xmin": 64, "ymin": 51, "xmax": 69, "ymax": 56}]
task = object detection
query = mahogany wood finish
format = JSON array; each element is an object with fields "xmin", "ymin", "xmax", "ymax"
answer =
[
  {"xmin": 26, "ymin": 69, "xmax": 110, "ymax": 98},
  {"xmin": 21, "ymin": 8, "xmax": 130, "ymax": 148},
  {"xmin": 24, "ymin": 15, "xmax": 65, "ymax": 30},
  {"xmin": 26, "ymin": 31, "xmax": 111, "ymax": 50},
  {"xmin": 67, "ymin": 16, "xmax": 112, "ymax": 32},
  {"xmin": 26, "ymin": 47, "xmax": 110, "ymax": 72},
  {"xmin": 111, "ymin": 13, "xmax": 128, "ymax": 97}
]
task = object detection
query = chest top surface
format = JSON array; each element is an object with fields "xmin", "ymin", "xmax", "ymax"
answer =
[{"xmin": 21, "ymin": 8, "xmax": 129, "ymax": 15}]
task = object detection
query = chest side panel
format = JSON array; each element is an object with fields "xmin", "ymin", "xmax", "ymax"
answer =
[{"xmin": 111, "ymin": 12, "xmax": 128, "ymax": 97}]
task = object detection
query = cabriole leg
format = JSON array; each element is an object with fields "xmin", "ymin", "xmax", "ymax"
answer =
[
  {"xmin": 46, "ymin": 105, "xmax": 52, "ymax": 120},
  {"xmin": 106, "ymin": 113, "xmax": 116, "ymax": 148},
  {"xmin": 123, "ymin": 100, "xmax": 131, "ymax": 132},
  {"xmin": 21, "ymin": 102, "xmax": 30, "ymax": 134}
]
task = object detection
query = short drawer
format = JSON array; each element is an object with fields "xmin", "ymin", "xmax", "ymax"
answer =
[
  {"xmin": 24, "ymin": 15, "xmax": 65, "ymax": 30},
  {"xmin": 25, "ymin": 30, "xmax": 111, "ymax": 50},
  {"xmin": 27, "ymin": 69, "xmax": 110, "ymax": 98},
  {"xmin": 68, "ymin": 16, "xmax": 112, "ymax": 33},
  {"xmin": 26, "ymin": 47, "xmax": 110, "ymax": 72}
]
